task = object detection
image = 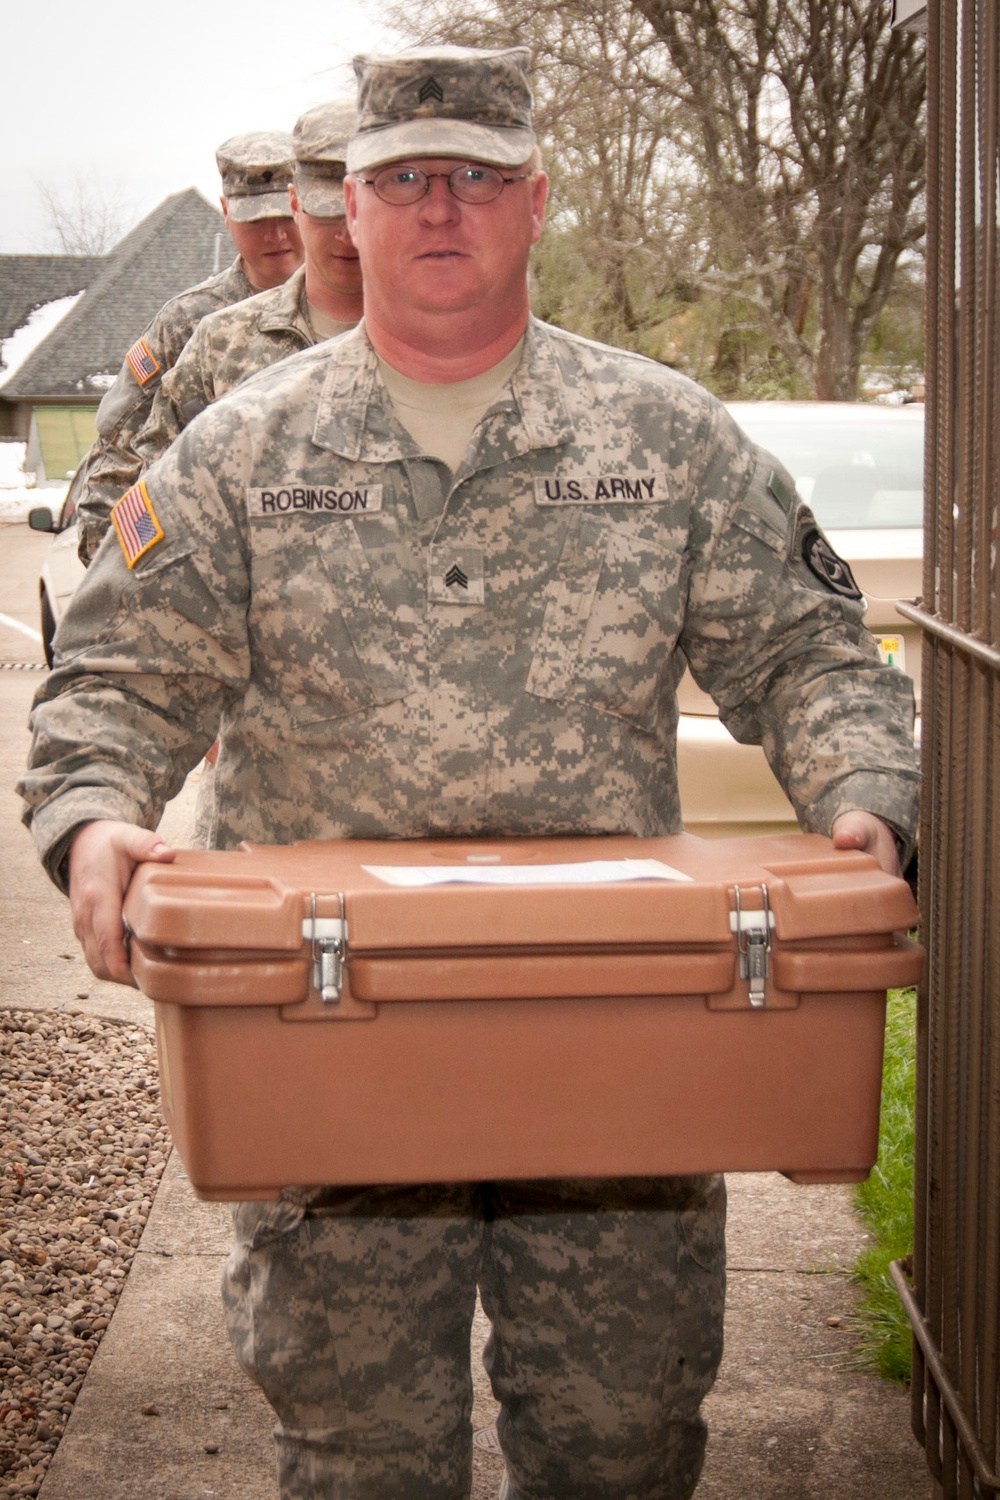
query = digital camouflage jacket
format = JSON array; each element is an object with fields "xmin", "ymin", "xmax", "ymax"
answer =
[
  {"xmin": 22, "ymin": 317, "xmax": 920, "ymax": 887},
  {"xmin": 74, "ymin": 256, "xmax": 257, "ymax": 562}
]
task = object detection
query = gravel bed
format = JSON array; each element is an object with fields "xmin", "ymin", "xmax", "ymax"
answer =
[{"xmin": 0, "ymin": 1008, "xmax": 170, "ymax": 1499}]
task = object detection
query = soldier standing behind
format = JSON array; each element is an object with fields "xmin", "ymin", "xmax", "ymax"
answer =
[
  {"xmin": 75, "ymin": 130, "xmax": 304, "ymax": 563},
  {"xmin": 128, "ymin": 100, "xmax": 362, "ymax": 847},
  {"xmin": 134, "ymin": 101, "xmax": 361, "ymax": 469}
]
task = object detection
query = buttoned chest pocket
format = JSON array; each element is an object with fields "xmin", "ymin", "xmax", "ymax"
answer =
[
  {"xmin": 525, "ymin": 516, "xmax": 684, "ymax": 733},
  {"xmin": 249, "ymin": 519, "xmax": 416, "ymax": 726}
]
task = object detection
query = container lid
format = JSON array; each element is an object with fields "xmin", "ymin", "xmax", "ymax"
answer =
[{"xmin": 123, "ymin": 831, "xmax": 919, "ymax": 956}]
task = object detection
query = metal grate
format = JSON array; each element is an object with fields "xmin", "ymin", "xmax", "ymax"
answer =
[{"xmin": 891, "ymin": 0, "xmax": 1000, "ymax": 1493}]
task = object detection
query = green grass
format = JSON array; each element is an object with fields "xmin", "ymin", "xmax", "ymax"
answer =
[{"xmin": 850, "ymin": 987, "xmax": 917, "ymax": 1384}]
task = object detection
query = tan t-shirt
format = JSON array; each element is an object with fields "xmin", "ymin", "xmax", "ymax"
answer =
[
  {"xmin": 378, "ymin": 339, "xmax": 524, "ymax": 472},
  {"xmin": 307, "ymin": 303, "xmax": 358, "ymax": 341}
]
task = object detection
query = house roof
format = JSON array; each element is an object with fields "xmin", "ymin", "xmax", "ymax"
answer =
[
  {"xmin": 0, "ymin": 189, "xmax": 226, "ymax": 402},
  {"xmin": 0, "ymin": 255, "xmax": 107, "ymax": 343}
]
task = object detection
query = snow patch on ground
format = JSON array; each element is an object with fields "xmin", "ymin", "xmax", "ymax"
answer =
[{"xmin": 0, "ymin": 442, "xmax": 67, "ymax": 521}]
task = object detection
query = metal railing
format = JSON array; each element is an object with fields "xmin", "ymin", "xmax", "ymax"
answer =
[{"xmin": 890, "ymin": 0, "xmax": 1000, "ymax": 1493}]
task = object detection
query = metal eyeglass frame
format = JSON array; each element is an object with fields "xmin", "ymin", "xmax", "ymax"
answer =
[{"xmin": 353, "ymin": 165, "xmax": 533, "ymax": 206}]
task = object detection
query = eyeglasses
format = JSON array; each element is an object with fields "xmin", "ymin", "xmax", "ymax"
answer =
[{"xmin": 354, "ymin": 164, "xmax": 532, "ymax": 206}]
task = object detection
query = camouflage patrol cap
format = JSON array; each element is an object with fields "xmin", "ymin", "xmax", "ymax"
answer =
[
  {"xmin": 292, "ymin": 99, "xmax": 356, "ymax": 217},
  {"xmin": 346, "ymin": 45, "xmax": 535, "ymax": 174},
  {"xmin": 216, "ymin": 131, "xmax": 296, "ymax": 222}
]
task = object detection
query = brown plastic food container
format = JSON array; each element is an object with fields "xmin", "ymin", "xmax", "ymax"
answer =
[{"xmin": 121, "ymin": 832, "xmax": 922, "ymax": 1200}]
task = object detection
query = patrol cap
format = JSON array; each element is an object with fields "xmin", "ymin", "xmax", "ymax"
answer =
[
  {"xmin": 216, "ymin": 131, "xmax": 296, "ymax": 222},
  {"xmin": 345, "ymin": 45, "xmax": 535, "ymax": 174},
  {"xmin": 293, "ymin": 99, "xmax": 356, "ymax": 217}
]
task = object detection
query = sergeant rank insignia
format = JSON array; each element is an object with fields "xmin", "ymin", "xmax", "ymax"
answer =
[
  {"xmin": 124, "ymin": 338, "xmax": 161, "ymax": 387},
  {"xmin": 111, "ymin": 481, "xmax": 164, "ymax": 568},
  {"xmin": 429, "ymin": 545, "xmax": 484, "ymax": 605}
]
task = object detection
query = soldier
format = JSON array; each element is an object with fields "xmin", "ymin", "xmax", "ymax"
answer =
[
  {"xmin": 134, "ymin": 101, "xmax": 361, "ymax": 470},
  {"xmin": 129, "ymin": 100, "xmax": 361, "ymax": 847},
  {"xmin": 75, "ymin": 130, "xmax": 304, "ymax": 563},
  {"xmin": 19, "ymin": 45, "xmax": 919, "ymax": 1500}
]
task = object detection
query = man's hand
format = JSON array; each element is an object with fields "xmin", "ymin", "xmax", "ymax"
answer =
[
  {"xmin": 831, "ymin": 810, "xmax": 903, "ymax": 878},
  {"xmin": 68, "ymin": 821, "xmax": 176, "ymax": 985}
]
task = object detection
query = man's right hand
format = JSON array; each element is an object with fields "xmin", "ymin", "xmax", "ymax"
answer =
[{"xmin": 68, "ymin": 821, "xmax": 177, "ymax": 985}]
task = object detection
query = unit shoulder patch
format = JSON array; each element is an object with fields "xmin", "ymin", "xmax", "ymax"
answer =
[
  {"xmin": 111, "ymin": 481, "xmax": 164, "ymax": 568},
  {"xmin": 801, "ymin": 526, "xmax": 863, "ymax": 599},
  {"xmin": 124, "ymin": 338, "xmax": 161, "ymax": 388}
]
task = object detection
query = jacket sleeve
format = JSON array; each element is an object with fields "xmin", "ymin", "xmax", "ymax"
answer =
[
  {"xmin": 679, "ymin": 405, "xmax": 919, "ymax": 852},
  {"xmin": 132, "ymin": 324, "xmax": 216, "ymax": 473},
  {"xmin": 19, "ymin": 403, "xmax": 255, "ymax": 888}
]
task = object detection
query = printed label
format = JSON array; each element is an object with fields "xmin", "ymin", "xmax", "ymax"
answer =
[
  {"xmin": 246, "ymin": 485, "xmax": 383, "ymax": 517},
  {"xmin": 533, "ymin": 475, "xmax": 665, "ymax": 506}
]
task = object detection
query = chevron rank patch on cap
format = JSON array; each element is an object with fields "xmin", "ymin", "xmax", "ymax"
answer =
[
  {"xmin": 111, "ymin": 481, "xmax": 164, "ymax": 567},
  {"xmin": 124, "ymin": 338, "xmax": 161, "ymax": 387}
]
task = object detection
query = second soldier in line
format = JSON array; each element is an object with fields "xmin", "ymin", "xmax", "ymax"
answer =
[{"xmin": 75, "ymin": 130, "xmax": 304, "ymax": 563}]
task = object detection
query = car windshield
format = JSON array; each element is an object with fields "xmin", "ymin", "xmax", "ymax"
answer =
[
  {"xmin": 61, "ymin": 467, "xmax": 85, "ymax": 529},
  {"xmin": 729, "ymin": 407, "xmax": 924, "ymax": 530}
]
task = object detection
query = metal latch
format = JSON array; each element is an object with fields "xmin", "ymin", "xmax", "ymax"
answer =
[
  {"xmin": 303, "ymin": 892, "xmax": 347, "ymax": 1003},
  {"xmin": 729, "ymin": 885, "xmax": 773, "ymax": 1008}
]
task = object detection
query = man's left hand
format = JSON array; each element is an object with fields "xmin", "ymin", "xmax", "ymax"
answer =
[{"xmin": 831, "ymin": 811, "xmax": 903, "ymax": 877}]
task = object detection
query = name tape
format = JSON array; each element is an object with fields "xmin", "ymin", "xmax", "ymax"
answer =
[{"xmin": 247, "ymin": 485, "xmax": 383, "ymax": 517}]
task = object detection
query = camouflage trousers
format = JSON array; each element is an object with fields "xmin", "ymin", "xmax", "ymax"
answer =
[{"xmin": 222, "ymin": 1174, "xmax": 727, "ymax": 1500}]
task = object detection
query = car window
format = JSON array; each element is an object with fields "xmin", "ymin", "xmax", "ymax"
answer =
[
  {"xmin": 729, "ymin": 409, "xmax": 924, "ymax": 530},
  {"xmin": 60, "ymin": 468, "xmax": 85, "ymax": 529}
]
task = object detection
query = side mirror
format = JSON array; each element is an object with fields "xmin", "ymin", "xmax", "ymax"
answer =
[{"xmin": 27, "ymin": 507, "xmax": 56, "ymax": 534}]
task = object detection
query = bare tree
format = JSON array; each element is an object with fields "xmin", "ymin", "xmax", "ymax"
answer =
[
  {"xmin": 377, "ymin": 0, "xmax": 925, "ymax": 397},
  {"xmin": 35, "ymin": 175, "xmax": 134, "ymax": 255},
  {"xmin": 381, "ymin": 0, "xmax": 699, "ymax": 356},
  {"xmin": 629, "ymin": 0, "xmax": 926, "ymax": 397}
]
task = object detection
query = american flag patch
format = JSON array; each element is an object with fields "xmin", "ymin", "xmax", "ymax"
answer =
[
  {"xmin": 111, "ymin": 481, "xmax": 164, "ymax": 568},
  {"xmin": 124, "ymin": 338, "xmax": 161, "ymax": 386}
]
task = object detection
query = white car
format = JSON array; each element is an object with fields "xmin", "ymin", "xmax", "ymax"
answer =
[
  {"xmin": 28, "ymin": 470, "xmax": 87, "ymax": 668},
  {"xmin": 677, "ymin": 400, "xmax": 923, "ymax": 839}
]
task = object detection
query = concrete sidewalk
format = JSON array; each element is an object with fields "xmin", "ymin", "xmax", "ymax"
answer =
[{"xmin": 33, "ymin": 1153, "xmax": 932, "ymax": 1500}]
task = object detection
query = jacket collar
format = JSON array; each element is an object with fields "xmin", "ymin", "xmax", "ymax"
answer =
[
  {"xmin": 257, "ymin": 265, "xmax": 311, "ymax": 337},
  {"xmin": 311, "ymin": 316, "xmax": 574, "ymax": 467}
]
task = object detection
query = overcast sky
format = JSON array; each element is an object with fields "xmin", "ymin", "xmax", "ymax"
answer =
[{"xmin": 1, "ymin": 1, "xmax": 402, "ymax": 253}]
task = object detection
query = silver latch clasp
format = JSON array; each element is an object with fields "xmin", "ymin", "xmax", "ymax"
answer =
[
  {"xmin": 730, "ymin": 884, "xmax": 773, "ymax": 1009},
  {"xmin": 303, "ymin": 892, "xmax": 347, "ymax": 1003}
]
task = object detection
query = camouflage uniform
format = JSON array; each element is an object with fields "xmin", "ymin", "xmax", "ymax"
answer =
[
  {"xmin": 75, "ymin": 129, "xmax": 298, "ymax": 564},
  {"xmin": 133, "ymin": 265, "xmax": 317, "ymax": 468},
  {"xmin": 20, "ymin": 315, "xmax": 919, "ymax": 1498},
  {"xmin": 126, "ymin": 92, "xmax": 358, "ymax": 852},
  {"xmin": 222, "ymin": 1175, "xmax": 726, "ymax": 1500},
  {"xmin": 131, "ymin": 262, "xmax": 340, "ymax": 849},
  {"xmin": 133, "ymin": 87, "xmax": 359, "ymax": 473},
  {"xmin": 74, "ymin": 256, "xmax": 257, "ymax": 562}
]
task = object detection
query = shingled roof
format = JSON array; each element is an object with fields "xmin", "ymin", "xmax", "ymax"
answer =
[
  {"xmin": 0, "ymin": 254, "xmax": 107, "ymax": 343},
  {"xmin": 0, "ymin": 189, "xmax": 225, "ymax": 402}
]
